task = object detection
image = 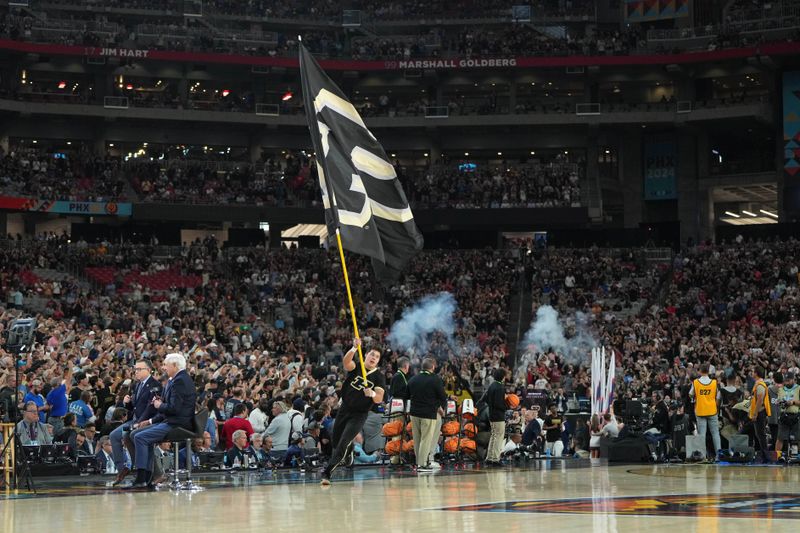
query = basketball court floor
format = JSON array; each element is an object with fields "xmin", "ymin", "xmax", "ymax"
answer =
[{"xmin": 2, "ymin": 461, "xmax": 799, "ymax": 532}]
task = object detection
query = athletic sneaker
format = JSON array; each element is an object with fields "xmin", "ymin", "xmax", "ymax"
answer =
[
  {"xmin": 320, "ymin": 472, "xmax": 331, "ymax": 486},
  {"xmin": 429, "ymin": 461, "xmax": 442, "ymax": 470},
  {"xmin": 345, "ymin": 443, "xmax": 355, "ymax": 467},
  {"xmin": 417, "ymin": 465, "xmax": 434, "ymax": 473}
]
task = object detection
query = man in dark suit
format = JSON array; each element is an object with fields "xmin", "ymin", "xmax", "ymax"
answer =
[
  {"xmin": 111, "ymin": 359, "xmax": 162, "ymax": 485},
  {"xmin": 129, "ymin": 353, "xmax": 196, "ymax": 489},
  {"xmin": 95, "ymin": 436, "xmax": 117, "ymax": 474}
]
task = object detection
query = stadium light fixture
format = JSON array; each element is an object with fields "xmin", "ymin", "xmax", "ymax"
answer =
[
  {"xmin": 424, "ymin": 153, "xmax": 429, "ymax": 157},
  {"xmin": 530, "ymin": 151, "xmax": 535, "ymax": 155},
  {"xmin": 464, "ymin": 152, "xmax": 469, "ymax": 156},
  {"xmin": 126, "ymin": 84, "xmax": 133, "ymax": 90},
  {"xmin": 724, "ymin": 211, "xmax": 740, "ymax": 218},
  {"xmin": 58, "ymin": 81, "xmax": 66, "ymax": 89},
  {"xmin": 222, "ymin": 89, "xmax": 231, "ymax": 97},
  {"xmin": 282, "ymin": 91, "xmax": 293, "ymax": 101},
  {"xmin": 497, "ymin": 152, "xmax": 502, "ymax": 156},
  {"xmin": 760, "ymin": 209, "xmax": 778, "ymax": 218},
  {"xmin": 742, "ymin": 210, "xmax": 757, "ymax": 217}
]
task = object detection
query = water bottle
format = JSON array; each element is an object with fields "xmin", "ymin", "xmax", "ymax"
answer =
[{"xmin": 244, "ymin": 454, "xmax": 250, "ymax": 469}]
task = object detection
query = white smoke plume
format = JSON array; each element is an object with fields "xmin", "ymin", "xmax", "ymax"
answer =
[
  {"xmin": 387, "ymin": 292, "xmax": 459, "ymax": 357},
  {"xmin": 517, "ymin": 305, "xmax": 597, "ymax": 377}
]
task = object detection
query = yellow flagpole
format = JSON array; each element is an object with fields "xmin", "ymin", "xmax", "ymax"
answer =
[{"xmin": 335, "ymin": 228, "xmax": 368, "ymax": 382}]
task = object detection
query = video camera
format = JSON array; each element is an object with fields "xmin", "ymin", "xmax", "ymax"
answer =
[
  {"xmin": 5, "ymin": 317, "xmax": 37, "ymax": 353},
  {"xmin": 501, "ymin": 443, "xmax": 540, "ymax": 461}
]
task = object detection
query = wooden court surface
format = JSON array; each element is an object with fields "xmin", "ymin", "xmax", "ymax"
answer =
[{"xmin": 2, "ymin": 461, "xmax": 800, "ymax": 532}]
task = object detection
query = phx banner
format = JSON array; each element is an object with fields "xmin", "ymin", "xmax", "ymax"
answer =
[
  {"xmin": 0, "ymin": 196, "xmax": 132, "ymax": 216},
  {"xmin": 644, "ymin": 138, "xmax": 677, "ymax": 200},
  {"xmin": 625, "ymin": 0, "xmax": 689, "ymax": 22}
]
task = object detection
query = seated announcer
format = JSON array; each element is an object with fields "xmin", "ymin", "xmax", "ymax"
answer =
[
  {"xmin": 129, "ymin": 353, "xmax": 196, "ymax": 489},
  {"xmin": 17, "ymin": 401, "xmax": 53, "ymax": 446}
]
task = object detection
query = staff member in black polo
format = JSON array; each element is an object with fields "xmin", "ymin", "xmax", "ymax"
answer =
[
  {"xmin": 389, "ymin": 357, "xmax": 411, "ymax": 465},
  {"xmin": 390, "ymin": 357, "xmax": 411, "ymax": 402},
  {"xmin": 485, "ymin": 368, "xmax": 509, "ymax": 467},
  {"xmin": 408, "ymin": 357, "xmax": 447, "ymax": 473}
]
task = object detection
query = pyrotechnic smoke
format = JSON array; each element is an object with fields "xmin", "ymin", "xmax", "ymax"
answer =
[
  {"xmin": 387, "ymin": 292, "xmax": 457, "ymax": 356},
  {"xmin": 517, "ymin": 305, "xmax": 597, "ymax": 377}
]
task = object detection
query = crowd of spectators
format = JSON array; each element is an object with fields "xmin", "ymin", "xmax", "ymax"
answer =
[
  {"xmin": 3, "ymin": 234, "xmax": 800, "ymax": 463},
  {"xmin": 125, "ymin": 152, "xmax": 318, "ymax": 206},
  {"xmin": 0, "ymin": 144, "xmax": 588, "ymax": 209},
  {"xmin": 406, "ymin": 158, "xmax": 583, "ymax": 209},
  {"xmin": 2, "ymin": 1, "xmax": 797, "ymax": 62},
  {"xmin": 0, "ymin": 145, "xmax": 587, "ymax": 209},
  {"xmin": 25, "ymin": 0, "xmax": 596, "ymax": 22},
  {"xmin": 0, "ymin": 147, "xmax": 127, "ymax": 202},
  {"xmin": 0, "ymin": 235, "xmax": 520, "ymax": 462},
  {"xmin": 346, "ymin": 26, "xmax": 646, "ymax": 61}
]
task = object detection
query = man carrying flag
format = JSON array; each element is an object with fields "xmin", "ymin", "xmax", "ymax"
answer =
[
  {"xmin": 320, "ymin": 338, "xmax": 386, "ymax": 485},
  {"xmin": 298, "ymin": 41, "xmax": 423, "ymax": 484}
]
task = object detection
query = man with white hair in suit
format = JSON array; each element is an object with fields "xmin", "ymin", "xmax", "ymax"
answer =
[{"xmin": 128, "ymin": 353, "xmax": 196, "ymax": 489}]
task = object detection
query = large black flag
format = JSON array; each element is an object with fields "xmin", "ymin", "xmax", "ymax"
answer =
[{"xmin": 299, "ymin": 43, "xmax": 424, "ymax": 282}]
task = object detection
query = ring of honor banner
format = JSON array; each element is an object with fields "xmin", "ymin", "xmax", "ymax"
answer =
[
  {"xmin": 0, "ymin": 196, "xmax": 132, "ymax": 216},
  {"xmin": 625, "ymin": 0, "xmax": 689, "ymax": 22},
  {"xmin": 783, "ymin": 71, "xmax": 800, "ymax": 179},
  {"xmin": 644, "ymin": 138, "xmax": 678, "ymax": 200}
]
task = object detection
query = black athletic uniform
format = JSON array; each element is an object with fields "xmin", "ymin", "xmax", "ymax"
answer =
[{"xmin": 322, "ymin": 360, "xmax": 386, "ymax": 479}]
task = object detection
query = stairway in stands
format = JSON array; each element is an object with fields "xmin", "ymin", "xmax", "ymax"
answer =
[
  {"xmin": 19, "ymin": 268, "xmax": 93, "ymax": 314},
  {"xmin": 506, "ymin": 272, "xmax": 533, "ymax": 366}
]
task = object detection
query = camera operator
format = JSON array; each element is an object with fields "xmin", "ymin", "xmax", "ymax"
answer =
[
  {"xmin": 776, "ymin": 372, "xmax": 800, "ymax": 456},
  {"xmin": 689, "ymin": 363, "xmax": 721, "ymax": 460},
  {"xmin": 0, "ymin": 373, "xmax": 20, "ymax": 421},
  {"xmin": 670, "ymin": 401, "xmax": 690, "ymax": 458},
  {"xmin": 647, "ymin": 393, "xmax": 671, "ymax": 435},
  {"xmin": 768, "ymin": 372, "xmax": 783, "ymax": 450},
  {"xmin": 749, "ymin": 366, "xmax": 771, "ymax": 463},
  {"xmin": 501, "ymin": 425, "xmax": 524, "ymax": 455}
]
